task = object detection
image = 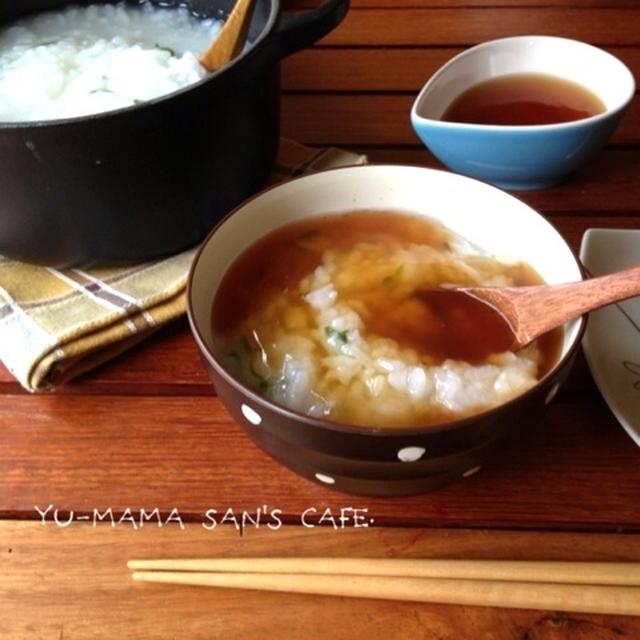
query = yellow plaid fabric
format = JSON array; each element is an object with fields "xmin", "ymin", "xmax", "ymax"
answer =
[{"xmin": 0, "ymin": 140, "xmax": 367, "ymax": 392}]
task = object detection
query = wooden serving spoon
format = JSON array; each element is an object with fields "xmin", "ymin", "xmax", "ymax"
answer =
[
  {"xmin": 199, "ymin": 0, "xmax": 257, "ymax": 71},
  {"xmin": 412, "ymin": 264, "xmax": 640, "ymax": 361}
]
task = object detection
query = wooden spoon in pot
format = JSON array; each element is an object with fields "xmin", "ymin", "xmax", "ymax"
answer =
[
  {"xmin": 411, "ymin": 264, "xmax": 640, "ymax": 361},
  {"xmin": 199, "ymin": 0, "xmax": 257, "ymax": 71}
]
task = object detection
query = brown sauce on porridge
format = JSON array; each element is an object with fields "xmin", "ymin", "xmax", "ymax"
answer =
[{"xmin": 213, "ymin": 210, "xmax": 562, "ymax": 377}]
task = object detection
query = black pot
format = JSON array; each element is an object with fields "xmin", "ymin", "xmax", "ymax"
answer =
[{"xmin": 0, "ymin": 0, "xmax": 349, "ymax": 266}]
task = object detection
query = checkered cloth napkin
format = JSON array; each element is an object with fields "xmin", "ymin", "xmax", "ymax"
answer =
[{"xmin": 0, "ymin": 139, "xmax": 367, "ymax": 392}]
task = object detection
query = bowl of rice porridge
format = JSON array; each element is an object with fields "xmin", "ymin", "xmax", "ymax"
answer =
[
  {"xmin": 187, "ymin": 165, "xmax": 585, "ymax": 496},
  {"xmin": 0, "ymin": 0, "xmax": 348, "ymax": 265}
]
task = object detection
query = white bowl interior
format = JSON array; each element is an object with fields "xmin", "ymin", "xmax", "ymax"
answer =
[
  {"xmin": 414, "ymin": 36, "xmax": 635, "ymax": 120},
  {"xmin": 191, "ymin": 165, "xmax": 583, "ymax": 362}
]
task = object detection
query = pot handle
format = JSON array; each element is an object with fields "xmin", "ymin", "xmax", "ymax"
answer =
[{"xmin": 263, "ymin": 0, "xmax": 349, "ymax": 62}]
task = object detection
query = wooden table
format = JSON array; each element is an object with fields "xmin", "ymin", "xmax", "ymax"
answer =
[{"xmin": 2, "ymin": 0, "xmax": 639, "ymax": 637}]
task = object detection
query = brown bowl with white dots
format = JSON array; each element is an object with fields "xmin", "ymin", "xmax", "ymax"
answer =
[{"xmin": 187, "ymin": 165, "xmax": 584, "ymax": 496}]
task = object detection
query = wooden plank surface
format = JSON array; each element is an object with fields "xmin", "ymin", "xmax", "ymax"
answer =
[
  {"xmin": 282, "ymin": 47, "xmax": 640, "ymax": 92},
  {"xmin": 2, "ymin": 393, "xmax": 639, "ymax": 530},
  {"xmin": 315, "ymin": 8, "xmax": 640, "ymax": 46},
  {"xmin": 2, "ymin": 0, "xmax": 640, "ymax": 634},
  {"xmin": 2, "ymin": 522, "xmax": 640, "ymax": 639}
]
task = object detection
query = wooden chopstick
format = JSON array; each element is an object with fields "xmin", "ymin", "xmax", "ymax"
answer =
[
  {"xmin": 127, "ymin": 557, "xmax": 640, "ymax": 586},
  {"xmin": 130, "ymin": 571, "xmax": 640, "ymax": 616}
]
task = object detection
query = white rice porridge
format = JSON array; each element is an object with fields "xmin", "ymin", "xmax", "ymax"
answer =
[
  {"xmin": 0, "ymin": 2, "xmax": 223, "ymax": 122},
  {"xmin": 213, "ymin": 212, "xmax": 559, "ymax": 429}
]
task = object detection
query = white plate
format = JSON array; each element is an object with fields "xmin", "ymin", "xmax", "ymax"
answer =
[{"xmin": 580, "ymin": 229, "xmax": 640, "ymax": 446}]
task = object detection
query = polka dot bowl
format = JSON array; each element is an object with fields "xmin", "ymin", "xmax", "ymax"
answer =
[{"xmin": 187, "ymin": 165, "xmax": 585, "ymax": 496}]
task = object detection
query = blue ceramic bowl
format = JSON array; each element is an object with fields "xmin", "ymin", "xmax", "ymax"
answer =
[{"xmin": 410, "ymin": 36, "xmax": 635, "ymax": 189}]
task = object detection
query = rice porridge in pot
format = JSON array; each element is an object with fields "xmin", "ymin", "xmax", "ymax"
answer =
[
  {"xmin": 212, "ymin": 211, "xmax": 562, "ymax": 429},
  {"xmin": 0, "ymin": 2, "xmax": 223, "ymax": 122}
]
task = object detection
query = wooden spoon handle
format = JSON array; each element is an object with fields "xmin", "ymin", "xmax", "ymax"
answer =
[
  {"xmin": 473, "ymin": 264, "xmax": 640, "ymax": 347},
  {"xmin": 199, "ymin": 0, "xmax": 256, "ymax": 71}
]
